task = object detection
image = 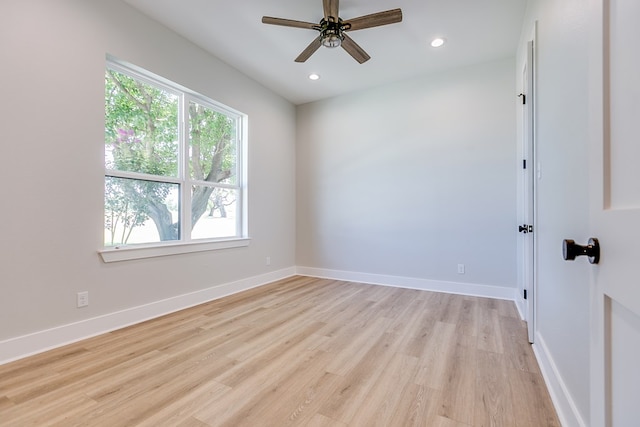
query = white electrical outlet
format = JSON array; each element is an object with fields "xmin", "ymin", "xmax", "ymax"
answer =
[
  {"xmin": 266, "ymin": 256, "xmax": 271, "ymax": 266},
  {"xmin": 77, "ymin": 291, "xmax": 89, "ymax": 308},
  {"xmin": 457, "ymin": 264, "xmax": 465, "ymax": 274}
]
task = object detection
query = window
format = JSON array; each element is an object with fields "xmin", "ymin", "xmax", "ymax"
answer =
[{"xmin": 102, "ymin": 58, "xmax": 247, "ymax": 261}]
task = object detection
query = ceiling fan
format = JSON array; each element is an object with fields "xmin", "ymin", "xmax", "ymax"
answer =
[{"xmin": 262, "ymin": 0, "xmax": 402, "ymax": 64}]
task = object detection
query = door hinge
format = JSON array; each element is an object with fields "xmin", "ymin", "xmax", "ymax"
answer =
[
  {"xmin": 518, "ymin": 224, "xmax": 534, "ymax": 234},
  {"xmin": 518, "ymin": 93, "xmax": 526, "ymax": 105},
  {"xmin": 524, "ymin": 289, "xmax": 528, "ymax": 300}
]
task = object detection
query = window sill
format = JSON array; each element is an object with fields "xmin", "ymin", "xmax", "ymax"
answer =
[{"xmin": 99, "ymin": 238, "xmax": 250, "ymax": 263}]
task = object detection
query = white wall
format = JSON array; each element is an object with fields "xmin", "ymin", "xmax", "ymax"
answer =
[
  {"xmin": 296, "ymin": 58, "xmax": 518, "ymax": 294},
  {"xmin": 0, "ymin": 0, "xmax": 296, "ymax": 357},
  {"xmin": 517, "ymin": 1, "xmax": 591, "ymax": 425}
]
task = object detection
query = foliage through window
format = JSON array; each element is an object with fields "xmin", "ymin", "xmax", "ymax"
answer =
[{"xmin": 104, "ymin": 59, "xmax": 245, "ymax": 247}]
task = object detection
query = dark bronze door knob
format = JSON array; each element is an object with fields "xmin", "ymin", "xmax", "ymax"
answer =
[{"xmin": 563, "ymin": 238, "xmax": 600, "ymax": 264}]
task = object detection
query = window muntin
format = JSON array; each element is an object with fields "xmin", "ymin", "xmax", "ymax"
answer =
[{"xmin": 104, "ymin": 59, "xmax": 245, "ymax": 248}]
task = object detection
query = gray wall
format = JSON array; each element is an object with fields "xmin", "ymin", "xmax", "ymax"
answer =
[
  {"xmin": 296, "ymin": 58, "xmax": 518, "ymax": 291},
  {"xmin": 517, "ymin": 0, "xmax": 590, "ymax": 425},
  {"xmin": 0, "ymin": 0, "xmax": 297, "ymax": 342}
]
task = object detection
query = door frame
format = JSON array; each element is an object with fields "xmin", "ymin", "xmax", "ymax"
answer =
[
  {"xmin": 518, "ymin": 27, "xmax": 537, "ymax": 344},
  {"xmin": 588, "ymin": 0, "xmax": 606, "ymax": 423}
]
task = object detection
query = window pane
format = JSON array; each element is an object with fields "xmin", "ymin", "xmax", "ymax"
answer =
[
  {"xmin": 104, "ymin": 176, "xmax": 180, "ymax": 246},
  {"xmin": 189, "ymin": 101, "xmax": 237, "ymax": 185},
  {"xmin": 191, "ymin": 186, "xmax": 238, "ymax": 239},
  {"xmin": 105, "ymin": 69, "xmax": 179, "ymax": 177}
]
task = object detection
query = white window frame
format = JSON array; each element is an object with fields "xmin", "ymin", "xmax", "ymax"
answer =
[{"xmin": 99, "ymin": 57, "xmax": 249, "ymax": 263}]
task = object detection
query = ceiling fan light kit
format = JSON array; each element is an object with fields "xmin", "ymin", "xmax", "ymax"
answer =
[
  {"xmin": 320, "ymin": 21, "xmax": 343, "ymax": 48},
  {"xmin": 262, "ymin": 0, "xmax": 402, "ymax": 64}
]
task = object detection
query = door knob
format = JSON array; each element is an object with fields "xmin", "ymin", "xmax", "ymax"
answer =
[{"xmin": 562, "ymin": 238, "xmax": 600, "ymax": 264}]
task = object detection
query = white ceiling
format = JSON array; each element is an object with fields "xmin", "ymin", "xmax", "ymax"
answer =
[{"xmin": 123, "ymin": 0, "xmax": 528, "ymax": 105}]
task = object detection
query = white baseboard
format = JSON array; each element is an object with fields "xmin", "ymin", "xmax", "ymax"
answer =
[
  {"xmin": 533, "ymin": 332, "xmax": 587, "ymax": 427},
  {"xmin": 296, "ymin": 266, "xmax": 517, "ymax": 301},
  {"xmin": 0, "ymin": 267, "xmax": 296, "ymax": 365}
]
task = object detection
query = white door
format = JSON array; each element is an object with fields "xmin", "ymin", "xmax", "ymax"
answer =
[
  {"xmin": 589, "ymin": 0, "xmax": 640, "ymax": 425},
  {"xmin": 520, "ymin": 40, "xmax": 535, "ymax": 344}
]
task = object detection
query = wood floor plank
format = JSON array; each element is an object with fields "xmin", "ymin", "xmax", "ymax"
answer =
[
  {"xmin": 499, "ymin": 314, "xmax": 541, "ymax": 374},
  {"xmin": 2, "ymin": 392, "xmax": 97, "ymax": 426},
  {"xmin": 272, "ymin": 373, "xmax": 343, "ymax": 425},
  {"xmin": 135, "ymin": 380, "xmax": 231, "ymax": 427},
  {"xmin": 193, "ymin": 348, "xmax": 328, "ymax": 425},
  {"xmin": 314, "ymin": 292, "xmax": 376, "ymax": 328},
  {"xmin": 73, "ymin": 351, "xmax": 235, "ymax": 426},
  {"xmin": 371, "ymin": 287, "xmax": 419, "ymax": 319},
  {"xmin": 305, "ymin": 413, "xmax": 348, "ymax": 427},
  {"xmin": 0, "ymin": 276, "xmax": 560, "ymax": 426},
  {"xmin": 0, "ymin": 395, "xmax": 14, "ymax": 411},
  {"xmin": 456, "ymin": 297, "xmax": 480, "ymax": 337},
  {"xmin": 348, "ymin": 352, "xmax": 419, "ymax": 427},
  {"xmin": 510, "ymin": 370, "xmax": 561, "ymax": 427},
  {"xmin": 394, "ymin": 297, "xmax": 439, "ymax": 357},
  {"xmin": 433, "ymin": 415, "xmax": 473, "ymax": 427},
  {"xmin": 216, "ymin": 321, "xmax": 326, "ymax": 388},
  {"xmin": 174, "ymin": 416, "xmax": 211, "ymax": 427},
  {"xmin": 324, "ymin": 317, "xmax": 390, "ymax": 376},
  {"xmin": 212, "ymin": 352, "xmax": 338, "ymax": 426},
  {"xmin": 437, "ymin": 292, "xmax": 465, "ymax": 324},
  {"xmin": 495, "ymin": 298, "xmax": 519, "ymax": 319},
  {"xmin": 474, "ymin": 350, "xmax": 517, "ymax": 426},
  {"xmin": 413, "ymin": 321, "xmax": 458, "ymax": 389},
  {"xmin": 438, "ymin": 331, "xmax": 478, "ymax": 425},
  {"xmin": 385, "ymin": 296, "xmax": 429, "ymax": 336},
  {"xmin": 317, "ymin": 332, "xmax": 402, "ymax": 424},
  {"xmin": 387, "ymin": 383, "xmax": 437, "ymax": 426},
  {"xmin": 3, "ymin": 348, "xmax": 162, "ymax": 425},
  {"xmin": 477, "ymin": 303, "xmax": 505, "ymax": 354},
  {"xmin": 0, "ymin": 346, "xmax": 89, "ymax": 399}
]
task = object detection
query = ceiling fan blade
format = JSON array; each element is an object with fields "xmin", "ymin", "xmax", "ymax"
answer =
[
  {"xmin": 343, "ymin": 8, "xmax": 403, "ymax": 32},
  {"xmin": 262, "ymin": 16, "xmax": 319, "ymax": 30},
  {"xmin": 295, "ymin": 37, "xmax": 323, "ymax": 62},
  {"xmin": 341, "ymin": 33, "xmax": 370, "ymax": 64},
  {"xmin": 323, "ymin": 0, "xmax": 340, "ymax": 23}
]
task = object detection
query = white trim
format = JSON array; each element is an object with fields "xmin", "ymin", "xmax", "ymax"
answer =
[
  {"xmin": 533, "ymin": 332, "xmax": 588, "ymax": 427},
  {"xmin": 99, "ymin": 238, "xmax": 250, "ymax": 262},
  {"xmin": 296, "ymin": 266, "xmax": 517, "ymax": 301},
  {"xmin": 0, "ymin": 267, "xmax": 295, "ymax": 365}
]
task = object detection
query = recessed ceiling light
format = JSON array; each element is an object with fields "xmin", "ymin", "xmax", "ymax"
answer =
[
  {"xmin": 430, "ymin": 38, "xmax": 445, "ymax": 48},
  {"xmin": 308, "ymin": 73, "xmax": 320, "ymax": 81}
]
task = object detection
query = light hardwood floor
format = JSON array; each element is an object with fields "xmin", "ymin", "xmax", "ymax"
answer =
[{"xmin": 0, "ymin": 276, "xmax": 560, "ymax": 426}]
